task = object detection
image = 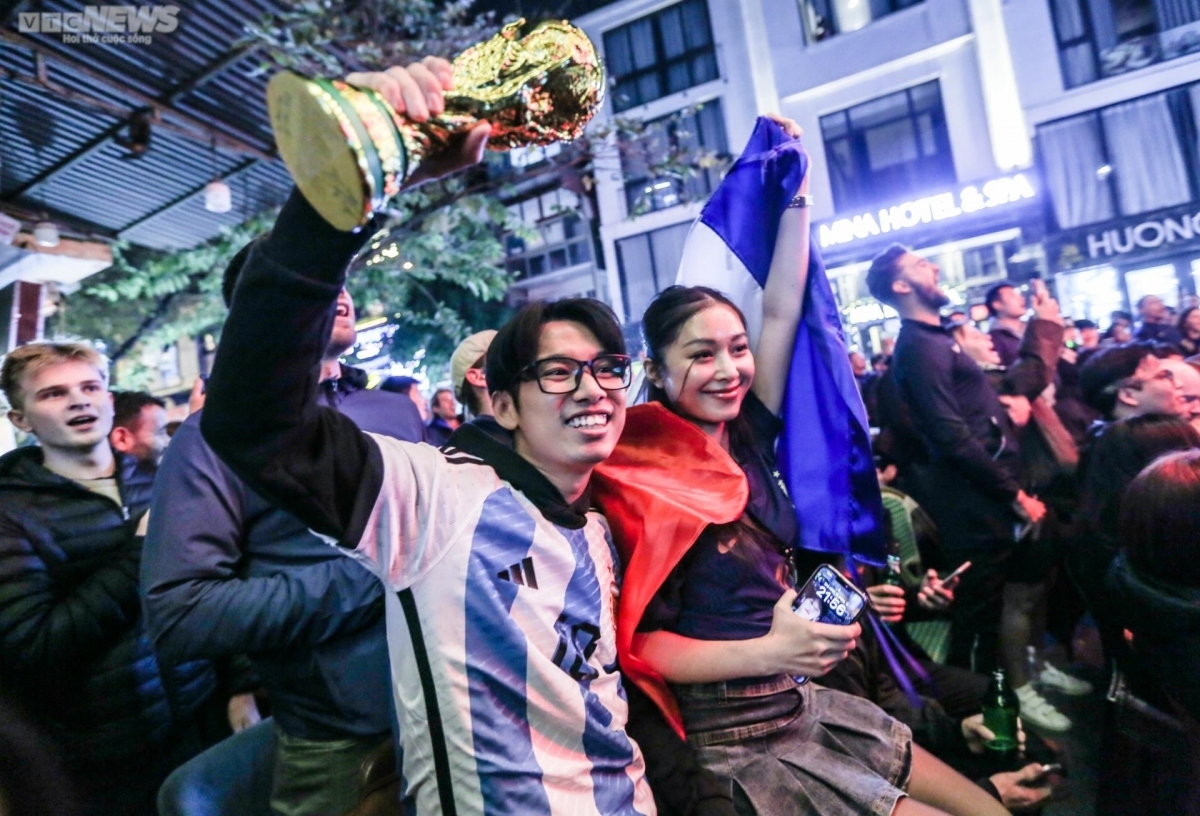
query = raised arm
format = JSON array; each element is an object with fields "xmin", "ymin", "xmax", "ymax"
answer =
[
  {"xmin": 201, "ymin": 59, "xmax": 489, "ymax": 543},
  {"xmin": 751, "ymin": 117, "xmax": 811, "ymax": 415},
  {"xmin": 200, "ymin": 191, "xmax": 382, "ymax": 542}
]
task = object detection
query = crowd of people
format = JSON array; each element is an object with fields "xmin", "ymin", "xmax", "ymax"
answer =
[{"xmin": 0, "ymin": 58, "xmax": 1197, "ymax": 816}]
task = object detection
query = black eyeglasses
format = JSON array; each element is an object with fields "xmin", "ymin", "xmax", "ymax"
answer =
[{"xmin": 519, "ymin": 354, "xmax": 633, "ymax": 394}]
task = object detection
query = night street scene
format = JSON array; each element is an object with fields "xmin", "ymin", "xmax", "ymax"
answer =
[{"xmin": 1, "ymin": 0, "xmax": 1198, "ymax": 814}]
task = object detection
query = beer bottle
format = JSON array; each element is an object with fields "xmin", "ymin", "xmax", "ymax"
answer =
[
  {"xmin": 883, "ymin": 529, "xmax": 905, "ymax": 588},
  {"xmin": 884, "ymin": 553, "xmax": 905, "ymax": 588},
  {"xmin": 982, "ymin": 668, "xmax": 1021, "ymax": 759}
]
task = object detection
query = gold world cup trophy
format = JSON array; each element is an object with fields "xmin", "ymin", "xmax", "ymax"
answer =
[{"xmin": 266, "ymin": 19, "xmax": 606, "ymax": 231}]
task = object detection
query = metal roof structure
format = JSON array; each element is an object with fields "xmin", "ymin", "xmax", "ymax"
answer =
[
  {"xmin": 0, "ymin": 0, "xmax": 622, "ymax": 259},
  {"xmin": 1, "ymin": 0, "xmax": 294, "ymax": 253}
]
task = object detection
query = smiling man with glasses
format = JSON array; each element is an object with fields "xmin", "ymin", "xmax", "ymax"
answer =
[
  {"xmin": 1081, "ymin": 342, "xmax": 1184, "ymax": 422},
  {"xmin": 200, "ymin": 59, "xmax": 735, "ymax": 816}
]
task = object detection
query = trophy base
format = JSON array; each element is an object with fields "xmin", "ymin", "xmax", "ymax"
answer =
[{"xmin": 267, "ymin": 72, "xmax": 410, "ymax": 231}]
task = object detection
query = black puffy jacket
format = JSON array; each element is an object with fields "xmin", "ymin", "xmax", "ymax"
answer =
[{"xmin": 0, "ymin": 446, "xmax": 214, "ymax": 766}]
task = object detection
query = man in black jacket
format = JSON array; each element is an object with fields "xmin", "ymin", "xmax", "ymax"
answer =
[
  {"xmin": 866, "ymin": 244, "xmax": 1059, "ymax": 674},
  {"xmin": 0, "ymin": 342, "xmax": 219, "ymax": 815},
  {"xmin": 142, "ymin": 263, "xmax": 426, "ymax": 816}
]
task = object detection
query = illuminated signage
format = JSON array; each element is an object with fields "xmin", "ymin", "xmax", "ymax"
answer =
[
  {"xmin": 1084, "ymin": 209, "xmax": 1200, "ymax": 259},
  {"xmin": 818, "ymin": 174, "xmax": 1036, "ymax": 249},
  {"xmin": 1046, "ymin": 202, "xmax": 1200, "ymax": 270}
]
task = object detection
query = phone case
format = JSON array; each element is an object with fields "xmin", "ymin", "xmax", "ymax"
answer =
[{"xmin": 790, "ymin": 565, "xmax": 867, "ymax": 684}]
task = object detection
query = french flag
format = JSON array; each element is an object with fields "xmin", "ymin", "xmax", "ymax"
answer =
[{"xmin": 675, "ymin": 117, "xmax": 886, "ymax": 564}]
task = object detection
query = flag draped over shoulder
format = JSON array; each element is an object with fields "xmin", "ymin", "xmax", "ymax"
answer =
[{"xmin": 676, "ymin": 116, "xmax": 886, "ymax": 564}]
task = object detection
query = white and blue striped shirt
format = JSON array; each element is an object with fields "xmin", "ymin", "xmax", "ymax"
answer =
[{"xmin": 349, "ymin": 436, "xmax": 656, "ymax": 816}]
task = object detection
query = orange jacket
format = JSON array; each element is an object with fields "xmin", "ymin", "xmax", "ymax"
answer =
[{"xmin": 592, "ymin": 403, "xmax": 749, "ymax": 738}]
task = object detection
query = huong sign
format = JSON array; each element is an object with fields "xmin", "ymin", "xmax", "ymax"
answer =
[
  {"xmin": 1082, "ymin": 209, "xmax": 1200, "ymax": 259},
  {"xmin": 818, "ymin": 174, "xmax": 1036, "ymax": 249},
  {"xmin": 1048, "ymin": 203, "xmax": 1200, "ymax": 270}
]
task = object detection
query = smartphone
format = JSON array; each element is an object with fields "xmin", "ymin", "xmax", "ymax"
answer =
[
  {"xmin": 940, "ymin": 560, "xmax": 972, "ymax": 589},
  {"xmin": 791, "ymin": 565, "xmax": 868, "ymax": 685},
  {"xmin": 1019, "ymin": 763, "xmax": 1065, "ymax": 787}
]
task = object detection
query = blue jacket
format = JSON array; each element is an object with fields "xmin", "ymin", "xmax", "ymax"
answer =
[{"xmin": 141, "ymin": 364, "xmax": 423, "ymax": 740}]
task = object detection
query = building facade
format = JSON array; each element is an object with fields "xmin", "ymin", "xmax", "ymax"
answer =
[
  {"xmin": 1009, "ymin": 0, "xmax": 1200, "ymax": 322},
  {"xmin": 565, "ymin": 0, "xmax": 1200, "ymax": 351}
]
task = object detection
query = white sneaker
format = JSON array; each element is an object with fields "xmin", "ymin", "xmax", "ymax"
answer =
[
  {"xmin": 1015, "ymin": 684, "xmax": 1072, "ymax": 731},
  {"xmin": 1039, "ymin": 662, "xmax": 1093, "ymax": 696}
]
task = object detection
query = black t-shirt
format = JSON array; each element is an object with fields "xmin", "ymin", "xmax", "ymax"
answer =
[{"xmin": 639, "ymin": 392, "xmax": 800, "ymax": 641}]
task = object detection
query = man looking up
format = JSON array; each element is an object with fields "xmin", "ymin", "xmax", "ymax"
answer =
[
  {"xmin": 142, "ymin": 249, "xmax": 425, "ymax": 816},
  {"xmin": 425, "ymin": 386, "xmax": 461, "ymax": 446},
  {"xmin": 0, "ymin": 342, "xmax": 217, "ymax": 815},
  {"xmin": 985, "ymin": 281, "xmax": 1026, "ymax": 366},
  {"xmin": 867, "ymin": 245, "xmax": 1061, "ymax": 674},
  {"xmin": 201, "ymin": 58, "xmax": 740, "ymax": 816},
  {"xmin": 110, "ymin": 391, "xmax": 170, "ymax": 466}
]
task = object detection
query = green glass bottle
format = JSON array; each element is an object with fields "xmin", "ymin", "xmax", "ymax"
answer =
[
  {"xmin": 982, "ymin": 668, "xmax": 1021, "ymax": 759},
  {"xmin": 884, "ymin": 554, "xmax": 905, "ymax": 588}
]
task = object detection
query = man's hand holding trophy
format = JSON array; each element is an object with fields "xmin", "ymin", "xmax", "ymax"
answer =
[{"xmin": 266, "ymin": 19, "xmax": 606, "ymax": 231}]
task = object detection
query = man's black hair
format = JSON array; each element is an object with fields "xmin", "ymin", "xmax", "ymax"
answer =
[
  {"xmin": 865, "ymin": 244, "xmax": 909, "ymax": 307},
  {"xmin": 1079, "ymin": 341, "xmax": 1156, "ymax": 418},
  {"xmin": 111, "ymin": 390, "xmax": 166, "ymax": 430},
  {"xmin": 486, "ymin": 298, "xmax": 625, "ymax": 407},
  {"xmin": 984, "ymin": 282, "xmax": 1016, "ymax": 318},
  {"xmin": 1075, "ymin": 319, "xmax": 1098, "ymax": 331}
]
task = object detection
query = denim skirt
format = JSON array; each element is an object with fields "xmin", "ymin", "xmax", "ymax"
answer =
[{"xmin": 673, "ymin": 676, "xmax": 912, "ymax": 816}]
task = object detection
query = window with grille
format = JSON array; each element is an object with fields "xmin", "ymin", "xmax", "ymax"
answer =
[
  {"xmin": 604, "ymin": 0, "xmax": 718, "ymax": 113},
  {"xmin": 820, "ymin": 81, "xmax": 955, "ymax": 213}
]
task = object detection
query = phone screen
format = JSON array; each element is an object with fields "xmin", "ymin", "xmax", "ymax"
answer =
[
  {"xmin": 790, "ymin": 565, "xmax": 866, "ymax": 685},
  {"xmin": 793, "ymin": 565, "xmax": 867, "ymax": 626}
]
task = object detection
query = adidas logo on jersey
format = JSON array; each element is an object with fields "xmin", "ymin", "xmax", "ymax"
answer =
[{"xmin": 497, "ymin": 556, "xmax": 539, "ymax": 589}]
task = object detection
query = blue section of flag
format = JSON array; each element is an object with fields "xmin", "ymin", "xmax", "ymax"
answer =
[
  {"xmin": 698, "ymin": 117, "xmax": 886, "ymax": 564},
  {"xmin": 464, "ymin": 490, "xmax": 551, "ymax": 815}
]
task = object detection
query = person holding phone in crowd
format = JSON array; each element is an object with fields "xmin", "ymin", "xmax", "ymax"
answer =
[{"xmin": 592, "ymin": 116, "xmax": 1006, "ymax": 816}]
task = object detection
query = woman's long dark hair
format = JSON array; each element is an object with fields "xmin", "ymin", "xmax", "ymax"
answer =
[
  {"xmin": 1120, "ymin": 449, "xmax": 1200, "ymax": 587},
  {"xmin": 641, "ymin": 285, "xmax": 789, "ymax": 567},
  {"xmin": 641, "ymin": 285, "xmax": 757, "ymax": 453},
  {"xmin": 1081, "ymin": 414, "xmax": 1200, "ymax": 549}
]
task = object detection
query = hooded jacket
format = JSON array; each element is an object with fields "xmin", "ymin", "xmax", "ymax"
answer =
[
  {"xmin": 0, "ymin": 446, "xmax": 214, "ymax": 765},
  {"xmin": 1106, "ymin": 552, "xmax": 1200, "ymax": 722}
]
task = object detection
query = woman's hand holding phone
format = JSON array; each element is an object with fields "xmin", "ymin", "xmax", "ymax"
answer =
[{"xmin": 761, "ymin": 590, "xmax": 860, "ymax": 677}]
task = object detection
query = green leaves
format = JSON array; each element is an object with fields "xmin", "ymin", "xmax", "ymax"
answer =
[
  {"xmin": 53, "ymin": 1, "xmax": 732, "ymax": 388},
  {"xmin": 244, "ymin": 0, "xmax": 499, "ymax": 77},
  {"xmin": 50, "ymin": 212, "xmax": 278, "ymax": 382}
]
